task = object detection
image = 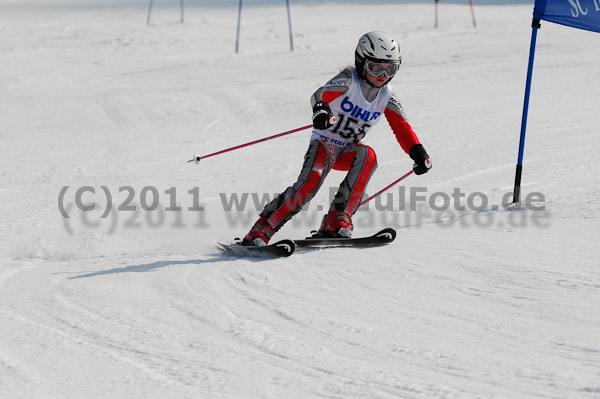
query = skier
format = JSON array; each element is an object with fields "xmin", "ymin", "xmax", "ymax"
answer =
[{"xmin": 242, "ymin": 31, "xmax": 432, "ymax": 246}]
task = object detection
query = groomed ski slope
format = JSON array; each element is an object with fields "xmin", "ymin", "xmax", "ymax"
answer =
[{"xmin": 1, "ymin": 1, "xmax": 599, "ymax": 398}]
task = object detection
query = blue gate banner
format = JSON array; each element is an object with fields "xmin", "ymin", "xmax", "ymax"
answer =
[{"xmin": 534, "ymin": 0, "xmax": 600, "ymax": 33}]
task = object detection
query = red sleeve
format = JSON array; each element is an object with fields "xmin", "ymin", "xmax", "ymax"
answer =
[
  {"xmin": 384, "ymin": 107, "xmax": 420, "ymax": 154},
  {"xmin": 321, "ymin": 90, "xmax": 344, "ymax": 104}
]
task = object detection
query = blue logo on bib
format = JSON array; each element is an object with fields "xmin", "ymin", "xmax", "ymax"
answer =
[{"xmin": 340, "ymin": 97, "xmax": 381, "ymax": 122}]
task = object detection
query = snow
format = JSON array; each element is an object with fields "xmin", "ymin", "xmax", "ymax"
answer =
[{"xmin": 1, "ymin": 1, "xmax": 600, "ymax": 398}]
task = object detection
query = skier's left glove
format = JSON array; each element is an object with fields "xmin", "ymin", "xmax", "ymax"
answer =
[
  {"xmin": 312, "ymin": 102, "xmax": 336, "ymax": 130},
  {"xmin": 410, "ymin": 144, "xmax": 432, "ymax": 175}
]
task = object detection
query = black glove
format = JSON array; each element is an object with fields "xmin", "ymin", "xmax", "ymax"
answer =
[
  {"xmin": 409, "ymin": 144, "xmax": 432, "ymax": 175},
  {"xmin": 312, "ymin": 101, "xmax": 335, "ymax": 130}
]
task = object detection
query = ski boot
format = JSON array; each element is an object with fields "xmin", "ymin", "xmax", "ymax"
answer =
[
  {"xmin": 241, "ymin": 215, "xmax": 275, "ymax": 247},
  {"xmin": 311, "ymin": 208, "xmax": 353, "ymax": 238}
]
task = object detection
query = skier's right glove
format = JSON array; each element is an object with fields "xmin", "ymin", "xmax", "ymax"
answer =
[
  {"xmin": 312, "ymin": 101, "xmax": 336, "ymax": 130},
  {"xmin": 410, "ymin": 144, "xmax": 432, "ymax": 175}
]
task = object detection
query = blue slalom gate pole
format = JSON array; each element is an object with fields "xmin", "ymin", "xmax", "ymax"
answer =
[
  {"xmin": 147, "ymin": 0, "xmax": 154, "ymax": 25},
  {"xmin": 286, "ymin": 0, "xmax": 294, "ymax": 51},
  {"xmin": 513, "ymin": 19, "xmax": 541, "ymax": 203},
  {"xmin": 235, "ymin": 0, "xmax": 243, "ymax": 54}
]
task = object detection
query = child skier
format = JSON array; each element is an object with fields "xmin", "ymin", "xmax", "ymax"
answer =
[{"xmin": 242, "ymin": 31, "xmax": 432, "ymax": 246}]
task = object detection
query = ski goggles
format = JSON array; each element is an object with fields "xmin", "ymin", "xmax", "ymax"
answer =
[{"xmin": 365, "ymin": 60, "xmax": 400, "ymax": 78}]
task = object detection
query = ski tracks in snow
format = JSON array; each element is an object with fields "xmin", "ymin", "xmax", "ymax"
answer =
[{"xmin": 0, "ymin": 262, "xmax": 190, "ymax": 397}]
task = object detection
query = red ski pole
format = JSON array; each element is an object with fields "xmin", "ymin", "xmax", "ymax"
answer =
[
  {"xmin": 187, "ymin": 124, "xmax": 313, "ymax": 164},
  {"xmin": 359, "ymin": 169, "xmax": 415, "ymax": 208},
  {"xmin": 469, "ymin": 0, "xmax": 477, "ymax": 28}
]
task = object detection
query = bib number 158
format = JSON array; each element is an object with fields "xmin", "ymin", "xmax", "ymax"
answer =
[{"xmin": 331, "ymin": 115, "xmax": 371, "ymax": 143}]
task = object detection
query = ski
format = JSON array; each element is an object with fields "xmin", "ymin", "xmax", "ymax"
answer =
[
  {"xmin": 218, "ymin": 228, "xmax": 395, "ymax": 257},
  {"xmin": 218, "ymin": 239, "xmax": 295, "ymax": 258},
  {"xmin": 293, "ymin": 227, "xmax": 396, "ymax": 248}
]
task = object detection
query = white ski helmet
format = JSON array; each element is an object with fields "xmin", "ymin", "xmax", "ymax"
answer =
[{"xmin": 355, "ymin": 31, "xmax": 402, "ymax": 81}]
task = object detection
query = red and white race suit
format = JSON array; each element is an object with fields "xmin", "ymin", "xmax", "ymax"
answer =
[{"xmin": 260, "ymin": 68, "xmax": 422, "ymax": 231}]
